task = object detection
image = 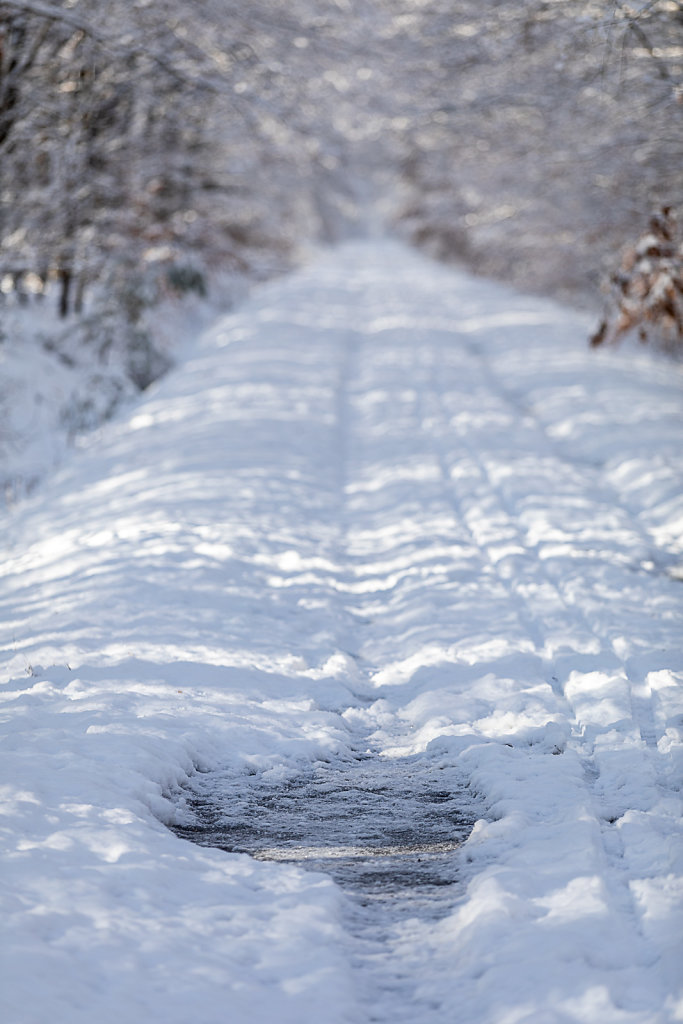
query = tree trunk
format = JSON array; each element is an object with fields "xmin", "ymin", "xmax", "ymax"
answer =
[{"xmin": 59, "ymin": 267, "xmax": 72, "ymax": 318}]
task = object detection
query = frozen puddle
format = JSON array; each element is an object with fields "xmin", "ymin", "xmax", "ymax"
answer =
[
  {"xmin": 171, "ymin": 754, "xmax": 477, "ymax": 925},
  {"xmin": 171, "ymin": 752, "xmax": 478, "ymax": 1017}
]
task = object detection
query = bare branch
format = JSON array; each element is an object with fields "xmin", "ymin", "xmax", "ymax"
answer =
[
  {"xmin": 0, "ymin": 1, "xmax": 108, "ymax": 43},
  {"xmin": 0, "ymin": 0, "xmax": 222, "ymax": 93}
]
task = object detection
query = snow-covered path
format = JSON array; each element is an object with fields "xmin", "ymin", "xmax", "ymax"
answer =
[{"xmin": 1, "ymin": 242, "xmax": 682, "ymax": 1024}]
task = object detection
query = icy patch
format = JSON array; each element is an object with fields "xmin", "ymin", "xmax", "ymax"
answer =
[{"xmin": 170, "ymin": 754, "xmax": 477, "ymax": 924}]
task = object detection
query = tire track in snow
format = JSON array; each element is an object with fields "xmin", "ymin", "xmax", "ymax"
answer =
[
  {"xmin": 453, "ymin": 322, "xmax": 683, "ymax": 762},
  {"xmin": 211, "ymin": 287, "xmax": 483, "ymax": 1023},
  {"xmin": 306, "ymin": 254, "xmax": 677, "ymax": 1012},
  {"xmin": 325, "ymin": 306, "xmax": 482, "ymax": 1024},
  {"xmin": 409, "ymin": 325, "xmax": 680, "ymax": 1002},
  {"xmin": 443, "ymin": 325, "xmax": 682, "ymax": 792}
]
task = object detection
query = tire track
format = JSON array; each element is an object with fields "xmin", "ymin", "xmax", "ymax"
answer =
[{"xmin": 408, "ymin": 327, "xmax": 678, "ymax": 996}]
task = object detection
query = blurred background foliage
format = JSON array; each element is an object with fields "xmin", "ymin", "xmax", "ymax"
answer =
[{"xmin": 0, "ymin": 0, "xmax": 681, "ymax": 329}]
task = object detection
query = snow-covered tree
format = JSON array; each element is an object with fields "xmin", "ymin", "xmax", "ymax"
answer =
[
  {"xmin": 2, "ymin": 0, "xmax": 681, "ymax": 332},
  {"xmin": 383, "ymin": 0, "xmax": 683, "ymax": 304}
]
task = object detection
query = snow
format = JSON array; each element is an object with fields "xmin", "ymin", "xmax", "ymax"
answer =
[
  {"xmin": 0, "ymin": 287, "xmax": 225, "ymax": 505},
  {"xmin": 1, "ymin": 240, "xmax": 682, "ymax": 1024}
]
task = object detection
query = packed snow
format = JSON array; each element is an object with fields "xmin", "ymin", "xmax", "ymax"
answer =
[{"xmin": 1, "ymin": 241, "xmax": 682, "ymax": 1024}]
